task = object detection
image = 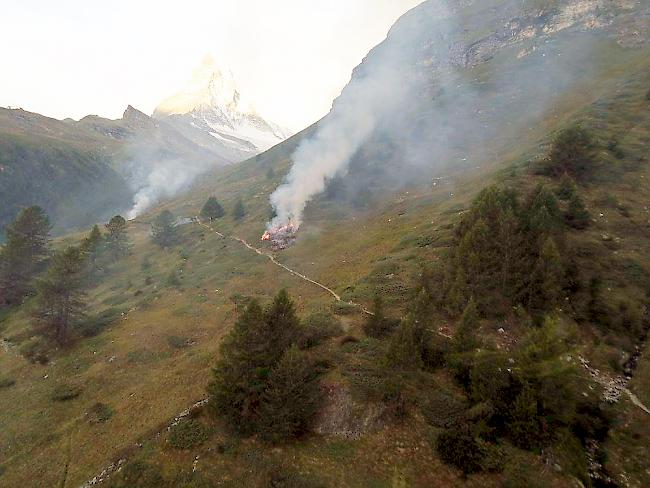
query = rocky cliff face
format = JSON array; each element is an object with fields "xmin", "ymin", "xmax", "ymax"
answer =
[{"xmin": 323, "ymin": 0, "xmax": 650, "ymax": 201}]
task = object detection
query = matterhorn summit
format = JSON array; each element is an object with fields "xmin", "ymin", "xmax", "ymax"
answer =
[{"xmin": 154, "ymin": 55, "xmax": 291, "ymax": 161}]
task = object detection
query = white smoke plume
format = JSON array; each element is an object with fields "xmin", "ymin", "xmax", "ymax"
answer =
[
  {"xmin": 268, "ymin": 1, "xmax": 453, "ymax": 230},
  {"xmin": 269, "ymin": 66, "xmax": 409, "ymax": 229},
  {"xmin": 127, "ymin": 159, "xmax": 201, "ymax": 219},
  {"xmin": 266, "ymin": 0, "xmax": 608, "ymax": 232}
]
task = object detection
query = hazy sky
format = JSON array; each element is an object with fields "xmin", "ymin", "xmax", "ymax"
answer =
[{"xmin": 0, "ymin": 0, "xmax": 422, "ymax": 131}]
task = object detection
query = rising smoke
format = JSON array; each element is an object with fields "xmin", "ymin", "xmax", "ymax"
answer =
[
  {"xmin": 268, "ymin": 1, "xmax": 453, "ymax": 229},
  {"xmin": 268, "ymin": 0, "xmax": 606, "ymax": 230}
]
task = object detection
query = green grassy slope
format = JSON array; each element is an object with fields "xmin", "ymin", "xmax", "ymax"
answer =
[{"xmin": 1, "ymin": 51, "xmax": 649, "ymax": 486}]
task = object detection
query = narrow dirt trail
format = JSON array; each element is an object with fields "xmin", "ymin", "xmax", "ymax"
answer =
[{"xmin": 196, "ymin": 219, "xmax": 373, "ymax": 315}]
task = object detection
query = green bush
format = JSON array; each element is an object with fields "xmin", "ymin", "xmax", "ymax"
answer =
[
  {"xmin": 435, "ymin": 425, "xmax": 485, "ymax": 475},
  {"xmin": 363, "ymin": 295, "xmax": 400, "ymax": 338},
  {"xmin": 298, "ymin": 312, "xmax": 344, "ymax": 349},
  {"xmin": 331, "ymin": 301, "xmax": 357, "ymax": 315},
  {"xmin": 169, "ymin": 418, "xmax": 209, "ymax": 449},
  {"xmin": 107, "ymin": 460, "xmax": 165, "ymax": 488},
  {"xmin": 540, "ymin": 125, "xmax": 598, "ymax": 181},
  {"xmin": 166, "ymin": 270, "xmax": 181, "ymax": 288},
  {"xmin": 51, "ymin": 383, "xmax": 83, "ymax": 401},
  {"xmin": 167, "ymin": 335, "xmax": 191, "ymax": 349},
  {"xmin": 87, "ymin": 402, "xmax": 114, "ymax": 423},
  {"xmin": 19, "ymin": 337, "xmax": 49, "ymax": 364},
  {"xmin": 419, "ymin": 389, "xmax": 467, "ymax": 428},
  {"xmin": 79, "ymin": 307, "xmax": 124, "ymax": 338},
  {"xmin": 0, "ymin": 377, "xmax": 16, "ymax": 388}
]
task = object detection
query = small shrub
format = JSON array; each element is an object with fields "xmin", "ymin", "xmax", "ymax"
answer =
[
  {"xmin": 169, "ymin": 418, "xmax": 209, "ymax": 449},
  {"xmin": 435, "ymin": 425, "xmax": 485, "ymax": 475},
  {"xmin": 540, "ymin": 125, "xmax": 598, "ymax": 181},
  {"xmin": 88, "ymin": 402, "xmax": 114, "ymax": 423},
  {"xmin": 298, "ymin": 312, "xmax": 344, "ymax": 349},
  {"xmin": 79, "ymin": 308, "xmax": 124, "ymax": 338},
  {"xmin": 51, "ymin": 383, "xmax": 83, "ymax": 401},
  {"xmin": 420, "ymin": 389, "xmax": 467, "ymax": 428},
  {"xmin": 108, "ymin": 460, "xmax": 164, "ymax": 488},
  {"xmin": 379, "ymin": 373, "xmax": 411, "ymax": 419},
  {"xmin": 339, "ymin": 335, "xmax": 360, "ymax": 346},
  {"xmin": 167, "ymin": 335, "xmax": 191, "ymax": 349},
  {"xmin": 141, "ymin": 256, "xmax": 152, "ymax": 271},
  {"xmin": 0, "ymin": 377, "xmax": 16, "ymax": 388},
  {"xmin": 166, "ymin": 270, "xmax": 181, "ymax": 288},
  {"xmin": 331, "ymin": 302, "xmax": 357, "ymax": 315},
  {"xmin": 19, "ymin": 337, "xmax": 49, "ymax": 364}
]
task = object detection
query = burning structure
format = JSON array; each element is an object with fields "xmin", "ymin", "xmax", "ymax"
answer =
[{"xmin": 261, "ymin": 221, "xmax": 297, "ymax": 250}]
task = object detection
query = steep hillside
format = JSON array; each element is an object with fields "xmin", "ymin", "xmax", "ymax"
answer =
[
  {"xmin": 1, "ymin": 1, "xmax": 649, "ymax": 487},
  {"xmin": 0, "ymin": 105, "xmax": 221, "ymax": 237}
]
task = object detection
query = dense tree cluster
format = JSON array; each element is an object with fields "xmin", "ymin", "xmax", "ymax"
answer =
[
  {"xmin": 0, "ymin": 208, "xmax": 131, "ymax": 344},
  {"xmin": 436, "ymin": 185, "xmax": 577, "ymax": 320},
  {"xmin": 208, "ymin": 290, "xmax": 322, "ymax": 441}
]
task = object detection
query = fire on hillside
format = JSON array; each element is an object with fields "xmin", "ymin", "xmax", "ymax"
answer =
[{"xmin": 261, "ymin": 222, "xmax": 297, "ymax": 250}]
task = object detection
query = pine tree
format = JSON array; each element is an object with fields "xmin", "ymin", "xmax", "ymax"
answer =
[
  {"xmin": 263, "ymin": 289, "xmax": 301, "ymax": 366},
  {"xmin": 565, "ymin": 193, "xmax": 591, "ymax": 230},
  {"xmin": 208, "ymin": 289, "xmax": 303, "ymax": 435},
  {"xmin": 34, "ymin": 246, "xmax": 87, "ymax": 344},
  {"xmin": 525, "ymin": 185, "xmax": 563, "ymax": 236},
  {"xmin": 363, "ymin": 293, "xmax": 395, "ymax": 338},
  {"xmin": 208, "ymin": 299, "xmax": 269, "ymax": 432},
  {"xmin": 546, "ymin": 125, "xmax": 597, "ymax": 180},
  {"xmin": 0, "ymin": 206, "xmax": 51, "ymax": 305},
  {"xmin": 104, "ymin": 215, "xmax": 129, "ymax": 261},
  {"xmin": 385, "ymin": 318, "xmax": 423, "ymax": 371},
  {"xmin": 452, "ymin": 298, "xmax": 480, "ymax": 353},
  {"xmin": 80, "ymin": 225, "xmax": 104, "ymax": 277},
  {"xmin": 556, "ymin": 174, "xmax": 577, "ymax": 201},
  {"xmin": 151, "ymin": 210, "xmax": 177, "ymax": 248},
  {"xmin": 528, "ymin": 237, "xmax": 564, "ymax": 316},
  {"xmin": 232, "ymin": 199, "xmax": 246, "ymax": 221},
  {"xmin": 258, "ymin": 346, "xmax": 322, "ymax": 442},
  {"xmin": 200, "ymin": 197, "xmax": 225, "ymax": 221}
]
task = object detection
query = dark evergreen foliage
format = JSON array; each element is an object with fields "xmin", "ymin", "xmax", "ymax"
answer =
[
  {"xmin": 208, "ymin": 290, "xmax": 321, "ymax": 440},
  {"xmin": 385, "ymin": 318, "xmax": 423, "ymax": 371},
  {"xmin": 441, "ymin": 185, "xmax": 566, "ymax": 319},
  {"xmin": 436, "ymin": 425, "xmax": 485, "ymax": 475},
  {"xmin": 541, "ymin": 126, "xmax": 598, "ymax": 181},
  {"xmin": 34, "ymin": 246, "xmax": 87, "ymax": 344},
  {"xmin": 151, "ymin": 210, "xmax": 178, "ymax": 248},
  {"xmin": 104, "ymin": 215, "xmax": 129, "ymax": 261},
  {"xmin": 258, "ymin": 346, "xmax": 322, "ymax": 442},
  {"xmin": 232, "ymin": 199, "xmax": 246, "ymax": 221},
  {"xmin": 200, "ymin": 197, "xmax": 225, "ymax": 221},
  {"xmin": 0, "ymin": 206, "xmax": 51, "ymax": 305},
  {"xmin": 565, "ymin": 193, "xmax": 591, "ymax": 230},
  {"xmin": 363, "ymin": 294, "xmax": 399, "ymax": 338}
]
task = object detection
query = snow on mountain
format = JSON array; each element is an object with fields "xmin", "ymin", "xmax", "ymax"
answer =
[{"xmin": 154, "ymin": 55, "xmax": 292, "ymax": 160}]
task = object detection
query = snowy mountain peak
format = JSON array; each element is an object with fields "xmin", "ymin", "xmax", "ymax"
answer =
[
  {"xmin": 155, "ymin": 55, "xmax": 251, "ymax": 116},
  {"xmin": 153, "ymin": 55, "xmax": 291, "ymax": 156}
]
